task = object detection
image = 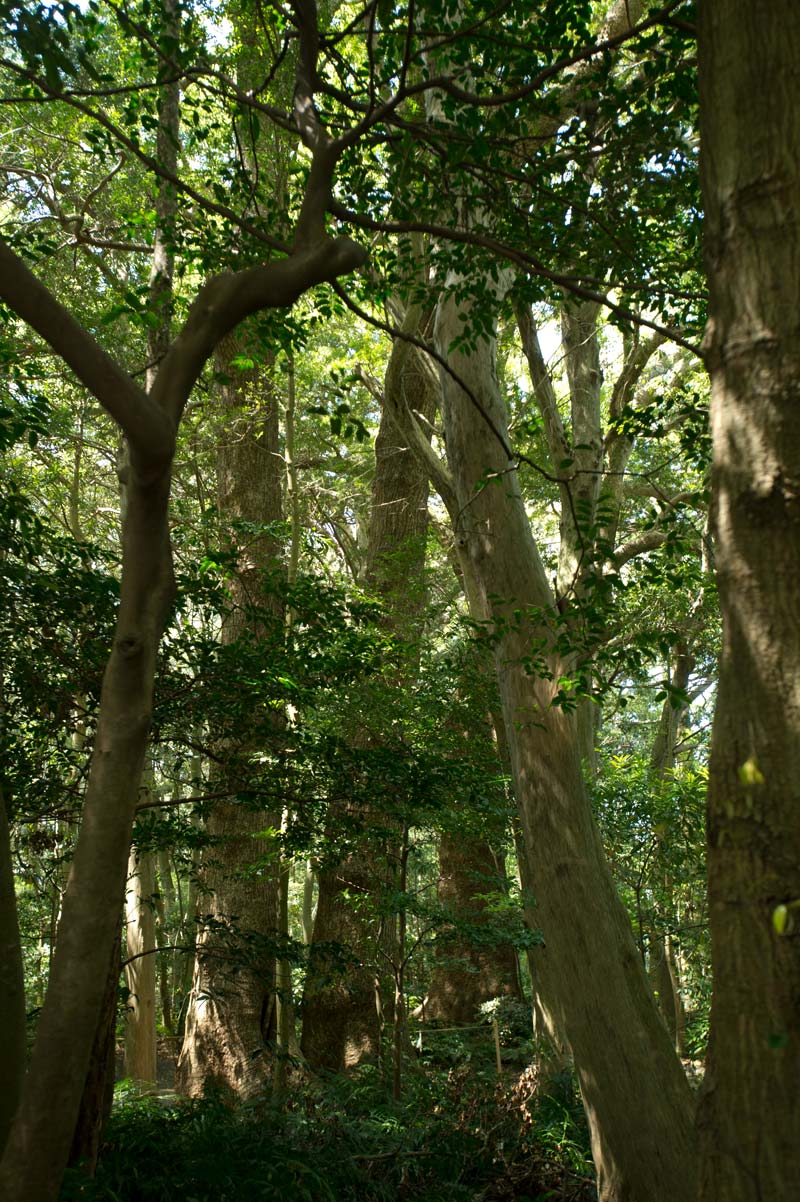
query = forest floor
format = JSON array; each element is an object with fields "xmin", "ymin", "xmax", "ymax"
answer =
[{"xmin": 66, "ymin": 1037, "xmax": 597, "ymax": 1202}]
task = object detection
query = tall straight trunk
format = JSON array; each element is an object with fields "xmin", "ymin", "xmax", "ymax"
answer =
[
  {"xmin": 272, "ymin": 807, "xmax": 293, "ymax": 1102},
  {"xmin": 177, "ymin": 337, "xmax": 283, "ymax": 1097},
  {"xmin": 154, "ymin": 849, "xmax": 176, "ymax": 1035},
  {"xmin": 302, "ymin": 319, "xmax": 435, "ymax": 1073},
  {"xmin": 434, "ymin": 289, "xmax": 695, "ymax": 1202},
  {"xmin": 124, "ymin": 845, "xmax": 158, "ymax": 1086},
  {"xmin": 697, "ymin": 6, "xmax": 800, "ymax": 1198},
  {"xmin": 650, "ymin": 643, "xmax": 695, "ymax": 779},
  {"xmin": 0, "ymin": 784, "xmax": 26, "ymax": 1158},
  {"xmin": 391, "ymin": 823, "xmax": 410, "ymax": 1100},
  {"xmin": 647, "ymin": 644, "xmax": 693, "ymax": 1049}
]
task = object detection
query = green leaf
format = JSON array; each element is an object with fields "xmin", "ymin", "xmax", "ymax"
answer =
[
  {"xmin": 773, "ymin": 905, "xmax": 789, "ymax": 936},
  {"xmin": 738, "ymin": 757, "xmax": 765, "ymax": 786}
]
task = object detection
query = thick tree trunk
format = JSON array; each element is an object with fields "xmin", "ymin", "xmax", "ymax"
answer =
[
  {"xmin": 424, "ymin": 831, "xmax": 523, "ymax": 1024},
  {"xmin": 177, "ymin": 337, "xmax": 282, "ymax": 1097},
  {"xmin": 301, "ymin": 852, "xmax": 390, "ymax": 1072},
  {"xmin": 696, "ymin": 6, "xmax": 800, "ymax": 1199},
  {"xmin": 68, "ymin": 932, "xmax": 120, "ymax": 1174},
  {"xmin": 177, "ymin": 796, "xmax": 279, "ymax": 1096},
  {"xmin": 435, "ymin": 289, "xmax": 695, "ymax": 1202},
  {"xmin": 302, "ymin": 326, "xmax": 435, "ymax": 1072}
]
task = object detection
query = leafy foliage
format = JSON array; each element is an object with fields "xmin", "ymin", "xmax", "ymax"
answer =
[{"xmin": 61, "ymin": 1068, "xmax": 594, "ymax": 1202}]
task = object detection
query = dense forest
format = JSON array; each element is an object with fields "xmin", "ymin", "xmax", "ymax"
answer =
[{"xmin": 0, "ymin": 1, "xmax": 797, "ymax": 1200}]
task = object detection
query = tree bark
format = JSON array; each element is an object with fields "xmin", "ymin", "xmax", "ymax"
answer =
[
  {"xmin": 424, "ymin": 831, "xmax": 523, "ymax": 1024},
  {"xmin": 434, "ymin": 287, "xmax": 696, "ymax": 1202},
  {"xmin": 177, "ymin": 336, "xmax": 283, "ymax": 1097},
  {"xmin": 0, "ymin": 784, "xmax": 26, "ymax": 1159},
  {"xmin": 302, "ymin": 313, "xmax": 435, "ymax": 1072},
  {"xmin": 68, "ymin": 931, "xmax": 120, "ymax": 1174},
  {"xmin": 0, "ymin": 460, "xmax": 176, "ymax": 1202},
  {"xmin": 697, "ymin": 5, "xmax": 800, "ymax": 1198},
  {"xmin": 124, "ymin": 845, "xmax": 158, "ymax": 1087}
]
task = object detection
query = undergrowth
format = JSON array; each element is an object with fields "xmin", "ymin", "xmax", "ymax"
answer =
[{"xmin": 60, "ymin": 1063, "xmax": 594, "ymax": 1202}]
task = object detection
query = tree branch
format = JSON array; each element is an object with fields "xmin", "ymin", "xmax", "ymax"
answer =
[
  {"xmin": 515, "ymin": 301, "xmax": 570, "ymax": 465},
  {"xmin": 613, "ymin": 530, "xmax": 669, "ymax": 567},
  {"xmin": 0, "ymin": 239, "xmax": 174, "ymax": 466},
  {"xmin": 150, "ymin": 236, "xmax": 367, "ymax": 425}
]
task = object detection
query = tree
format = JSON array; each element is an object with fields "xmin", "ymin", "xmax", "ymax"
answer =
[
  {"xmin": 696, "ymin": 4, "xmax": 800, "ymax": 1198},
  {"xmin": 0, "ymin": 2, "xmax": 733, "ymax": 1197},
  {"xmin": 367, "ymin": 4, "xmax": 700, "ymax": 1195},
  {"xmin": 301, "ymin": 310, "xmax": 435, "ymax": 1073},
  {"xmin": 0, "ymin": 784, "xmax": 25, "ymax": 1158},
  {"xmin": 0, "ymin": 3, "xmax": 365, "ymax": 1196}
]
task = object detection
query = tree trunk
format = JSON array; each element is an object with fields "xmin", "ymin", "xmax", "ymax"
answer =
[
  {"xmin": 302, "ymin": 848, "xmax": 391, "ymax": 1071},
  {"xmin": 0, "ymin": 784, "xmax": 26, "ymax": 1159},
  {"xmin": 696, "ymin": 6, "xmax": 800, "ymax": 1198},
  {"xmin": 650, "ymin": 643, "xmax": 695, "ymax": 778},
  {"xmin": 434, "ymin": 288, "xmax": 696, "ymax": 1202},
  {"xmin": 425, "ymin": 832, "xmax": 523, "ymax": 1024},
  {"xmin": 302, "ymin": 322, "xmax": 434, "ymax": 1072},
  {"xmin": 0, "ymin": 463, "xmax": 176, "ymax": 1202},
  {"xmin": 124, "ymin": 846, "xmax": 158, "ymax": 1087},
  {"xmin": 68, "ymin": 931, "xmax": 120, "ymax": 1174},
  {"xmin": 646, "ymin": 644, "xmax": 693, "ymax": 1049},
  {"xmin": 272, "ymin": 807, "xmax": 293, "ymax": 1102},
  {"xmin": 154, "ymin": 849, "xmax": 175, "ymax": 1036},
  {"xmin": 177, "ymin": 336, "xmax": 283, "ymax": 1097}
]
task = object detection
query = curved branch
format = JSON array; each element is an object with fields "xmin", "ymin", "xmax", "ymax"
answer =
[
  {"xmin": 0, "ymin": 239, "xmax": 173, "ymax": 466},
  {"xmin": 151, "ymin": 235, "xmax": 367, "ymax": 425}
]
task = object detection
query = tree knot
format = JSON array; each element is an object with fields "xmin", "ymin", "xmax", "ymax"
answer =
[{"xmin": 116, "ymin": 635, "xmax": 143, "ymax": 659}]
